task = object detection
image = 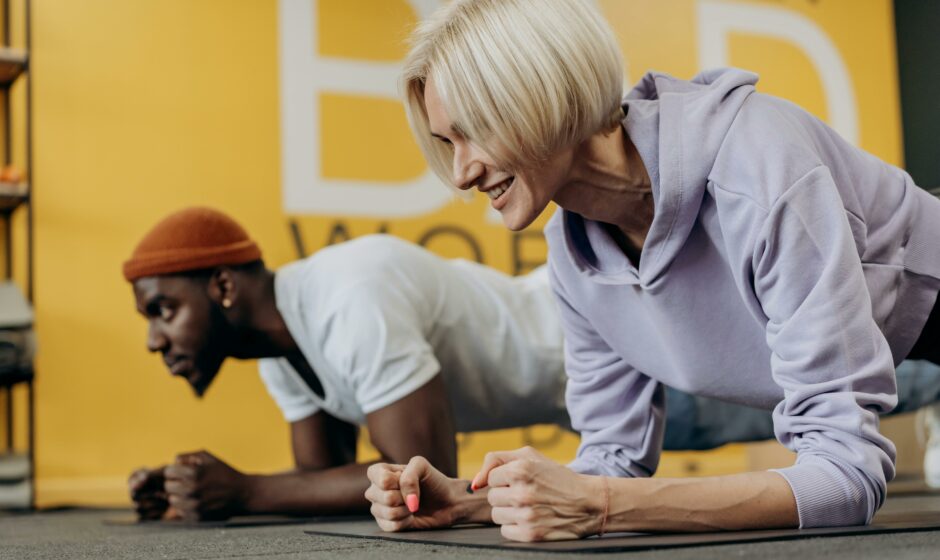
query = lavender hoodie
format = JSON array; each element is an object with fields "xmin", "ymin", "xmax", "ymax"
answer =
[{"xmin": 548, "ymin": 68, "xmax": 940, "ymax": 528}]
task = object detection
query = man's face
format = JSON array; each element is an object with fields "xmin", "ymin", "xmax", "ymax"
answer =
[{"xmin": 132, "ymin": 275, "xmax": 231, "ymax": 397}]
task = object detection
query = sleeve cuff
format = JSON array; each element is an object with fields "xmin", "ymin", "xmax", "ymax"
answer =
[
  {"xmin": 359, "ymin": 360, "xmax": 440, "ymax": 415},
  {"xmin": 282, "ymin": 403, "xmax": 320, "ymax": 423},
  {"xmin": 568, "ymin": 455, "xmax": 606, "ymax": 476},
  {"xmin": 771, "ymin": 456, "xmax": 877, "ymax": 528},
  {"xmin": 567, "ymin": 446, "xmax": 653, "ymax": 478}
]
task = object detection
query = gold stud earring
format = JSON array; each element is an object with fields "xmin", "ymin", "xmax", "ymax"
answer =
[{"xmin": 222, "ymin": 298, "xmax": 232, "ymax": 308}]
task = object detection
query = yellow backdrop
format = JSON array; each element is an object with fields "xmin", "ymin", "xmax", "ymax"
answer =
[{"xmin": 11, "ymin": 0, "xmax": 900, "ymax": 506}]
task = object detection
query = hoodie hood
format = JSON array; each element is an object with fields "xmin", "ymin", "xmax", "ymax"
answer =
[{"xmin": 560, "ymin": 68, "xmax": 758, "ymax": 288}]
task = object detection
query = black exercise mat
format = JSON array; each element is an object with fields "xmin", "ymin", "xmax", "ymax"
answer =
[
  {"xmin": 305, "ymin": 509, "xmax": 940, "ymax": 553},
  {"xmin": 105, "ymin": 513, "xmax": 371, "ymax": 529}
]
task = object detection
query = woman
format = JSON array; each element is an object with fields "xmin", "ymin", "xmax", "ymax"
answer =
[{"xmin": 365, "ymin": 0, "xmax": 940, "ymax": 541}]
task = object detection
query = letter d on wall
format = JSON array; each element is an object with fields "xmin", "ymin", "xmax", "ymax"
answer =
[
  {"xmin": 279, "ymin": 0, "xmax": 452, "ymax": 217},
  {"xmin": 697, "ymin": 0, "xmax": 858, "ymax": 146}
]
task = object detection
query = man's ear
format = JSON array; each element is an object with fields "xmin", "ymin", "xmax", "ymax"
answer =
[{"xmin": 207, "ymin": 267, "xmax": 237, "ymax": 309}]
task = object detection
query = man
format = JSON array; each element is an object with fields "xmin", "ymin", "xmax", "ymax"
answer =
[
  {"xmin": 124, "ymin": 206, "xmax": 569, "ymax": 521},
  {"xmin": 124, "ymin": 207, "xmax": 940, "ymax": 521}
]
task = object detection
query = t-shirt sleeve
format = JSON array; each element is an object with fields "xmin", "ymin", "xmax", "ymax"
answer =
[
  {"xmin": 320, "ymin": 288, "xmax": 441, "ymax": 416},
  {"xmin": 550, "ymin": 260, "xmax": 665, "ymax": 478},
  {"xmin": 257, "ymin": 358, "xmax": 321, "ymax": 423},
  {"xmin": 753, "ymin": 166, "xmax": 898, "ymax": 528}
]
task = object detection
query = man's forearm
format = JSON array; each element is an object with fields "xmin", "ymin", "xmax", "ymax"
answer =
[
  {"xmin": 244, "ymin": 466, "xmax": 494, "ymax": 521},
  {"xmin": 241, "ymin": 462, "xmax": 376, "ymax": 515}
]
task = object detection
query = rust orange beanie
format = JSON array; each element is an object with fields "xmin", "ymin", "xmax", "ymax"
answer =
[{"xmin": 122, "ymin": 207, "xmax": 262, "ymax": 282}]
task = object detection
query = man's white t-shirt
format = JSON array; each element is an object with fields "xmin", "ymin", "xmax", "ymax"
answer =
[{"xmin": 258, "ymin": 235, "xmax": 570, "ymax": 432}]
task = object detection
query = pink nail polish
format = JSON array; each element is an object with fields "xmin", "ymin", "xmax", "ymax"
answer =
[{"xmin": 405, "ymin": 494, "xmax": 419, "ymax": 513}]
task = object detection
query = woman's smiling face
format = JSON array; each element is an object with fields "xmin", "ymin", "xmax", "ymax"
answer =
[{"xmin": 423, "ymin": 75, "xmax": 574, "ymax": 231}]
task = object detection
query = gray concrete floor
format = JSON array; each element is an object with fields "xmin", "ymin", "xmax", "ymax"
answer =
[{"xmin": 2, "ymin": 505, "xmax": 940, "ymax": 560}]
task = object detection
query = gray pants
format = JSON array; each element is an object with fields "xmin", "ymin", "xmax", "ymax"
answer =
[{"xmin": 662, "ymin": 360, "xmax": 940, "ymax": 451}]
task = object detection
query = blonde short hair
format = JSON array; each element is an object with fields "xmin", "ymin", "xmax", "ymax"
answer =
[{"xmin": 402, "ymin": 0, "xmax": 624, "ymax": 187}]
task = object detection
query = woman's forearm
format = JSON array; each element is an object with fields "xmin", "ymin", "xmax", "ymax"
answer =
[
  {"xmin": 449, "ymin": 482, "xmax": 493, "ymax": 525},
  {"xmin": 600, "ymin": 471, "xmax": 799, "ymax": 533}
]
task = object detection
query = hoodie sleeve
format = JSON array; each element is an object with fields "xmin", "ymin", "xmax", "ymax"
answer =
[
  {"xmin": 549, "ymin": 261, "xmax": 665, "ymax": 478},
  {"xmin": 752, "ymin": 165, "xmax": 897, "ymax": 528}
]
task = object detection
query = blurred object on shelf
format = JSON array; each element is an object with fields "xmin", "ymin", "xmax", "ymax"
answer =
[
  {"xmin": 0, "ymin": 452, "xmax": 29, "ymax": 482},
  {"xmin": 0, "ymin": 47, "xmax": 26, "ymax": 86},
  {"xmin": 0, "ymin": 280, "xmax": 34, "ymax": 384},
  {"xmin": 0, "ymin": 476, "xmax": 31, "ymax": 509},
  {"xmin": 0, "ymin": 165, "xmax": 24, "ymax": 184},
  {"xmin": 0, "ymin": 166, "xmax": 28, "ymax": 212}
]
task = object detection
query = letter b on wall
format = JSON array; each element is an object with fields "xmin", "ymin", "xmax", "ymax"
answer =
[{"xmin": 279, "ymin": 0, "xmax": 452, "ymax": 217}]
